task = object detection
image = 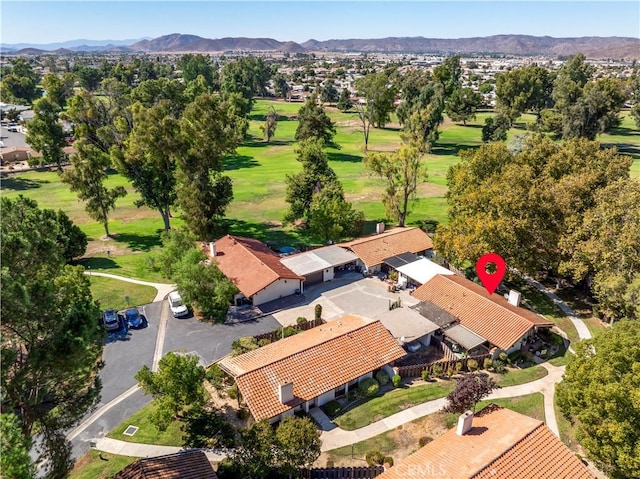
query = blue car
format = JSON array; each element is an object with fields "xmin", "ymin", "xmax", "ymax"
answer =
[
  {"xmin": 102, "ymin": 309, "xmax": 120, "ymax": 331},
  {"xmin": 123, "ymin": 308, "xmax": 147, "ymax": 329}
]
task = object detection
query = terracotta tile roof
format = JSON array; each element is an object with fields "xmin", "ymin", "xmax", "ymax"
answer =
[
  {"xmin": 112, "ymin": 450, "xmax": 217, "ymax": 479},
  {"xmin": 412, "ymin": 275, "xmax": 552, "ymax": 350},
  {"xmin": 377, "ymin": 407, "xmax": 594, "ymax": 479},
  {"xmin": 212, "ymin": 235, "xmax": 303, "ymax": 298},
  {"xmin": 339, "ymin": 227, "xmax": 433, "ymax": 268},
  {"xmin": 218, "ymin": 314, "xmax": 406, "ymax": 421}
]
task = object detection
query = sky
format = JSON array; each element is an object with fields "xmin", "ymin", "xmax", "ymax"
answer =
[{"xmin": 2, "ymin": 1, "xmax": 639, "ymax": 45}]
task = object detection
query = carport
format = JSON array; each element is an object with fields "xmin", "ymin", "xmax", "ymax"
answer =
[
  {"xmin": 281, "ymin": 245, "xmax": 359, "ymax": 286},
  {"xmin": 382, "ymin": 252, "xmax": 420, "ymax": 270},
  {"xmin": 396, "ymin": 258, "xmax": 454, "ymax": 287},
  {"xmin": 442, "ymin": 323, "xmax": 488, "ymax": 355}
]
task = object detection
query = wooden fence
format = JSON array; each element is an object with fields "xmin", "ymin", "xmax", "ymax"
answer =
[
  {"xmin": 396, "ymin": 353, "xmax": 491, "ymax": 379},
  {"xmin": 300, "ymin": 467, "xmax": 385, "ymax": 479},
  {"xmin": 253, "ymin": 317, "xmax": 325, "ymax": 343}
]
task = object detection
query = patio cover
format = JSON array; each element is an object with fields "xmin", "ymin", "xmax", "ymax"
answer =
[
  {"xmin": 376, "ymin": 308, "xmax": 440, "ymax": 343},
  {"xmin": 443, "ymin": 324, "xmax": 486, "ymax": 350},
  {"xmin": 383, "ymin": 252, "xmax": 420, "ymax": 269},
  {"xmin": 281, "ymin": 245, "xmax": 358, "ymax": 276},
  {"xmin": 396, "ymin": 258, "xmax": 454, "ymax": 285}
]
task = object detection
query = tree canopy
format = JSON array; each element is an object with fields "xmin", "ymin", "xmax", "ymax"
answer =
[
  {"xmin": 294, "ymin": 96, "xmax": 336, "ymax": 145},
  {"xmin": 0, "ymin": 58, "xmax": 41, "ymax": 104},
  {"xmin": 1, "ymin": 196, "xmax": 103, "ymax": 478},
  {"xmin": 436, "ymin": 134, "xmax": 632, "ymax": 276},
  {"xmin": 444, "ymin": 373, "xmax": 498, "ymax": 413},
  {"xmin": 557, "ymin": 321, "xmax": 640, "ymax": 478},
  {"xmin": 25, "ymin": 97, "xmax": 68, "ymax": 170}
]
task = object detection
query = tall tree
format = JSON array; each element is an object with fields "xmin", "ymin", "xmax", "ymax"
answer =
[
  {"xmin": 364, "ymin": 144, "xmax": 428, "ymax": 227},
  {"xmin": 308, "ymin": 190, "xmax": 365, "ymax": 243},
  {"xmin": 436, "ymin": 135, "xmax": 631, "ymax": 276},
  {"xmin": 432, "ymin": 55, "xmax": 462, "ymax": 97},
  {"xmin": 229, "ymin": 420, "xmax": 276, "ymax": 479},
  {"xmin": 42, "ymin": 72, "xmax": 74, "ymax": 109},
  {"xmin": 0, "ymin": 58, "xmax": 41, "ymax": 104},
  {"xmin": 320, "ymin": 79, "xmax": 339, "ymax": 104},
  {"xmin": 355, "ymin": 72, "xmax": 396, "ymax": 128},
  {"xmin": 273, "ymin": 74, "xmax": 291, "ymax": 100},
  {"xmin": 559, "ymin": 178, "xmax": 640, "ymax": 321},
  {"xmin": 285, "ymin": 138, "xmax": 341, "ymax": 222},
  {"xmin": 260, "ymin": 105, "xmax": 278, "ymax": 142},
  {"xmin": 557, "ymin": 321, "xmax": 640, "ymax": 479},
  {"xmin": 177, "ymin": 54, "xmax": 215, "ymax": 89},
  {"xmin": 446, "ymin": 87, "xmax": 482, "ymax": 125},
  {"xmin": 135, "ymin": 352, "xmax": 207, "ymax": 431},
  {"xmin": 25, "ymin": 97, "xmax": 68, "ymax": 170},
  {"xmin": 275, "ymin": 416, "xmax": 322, "ymax": 476},
  {"xmin": 481, "ymin": 113, "xmax": 511, "ymax": 142},
  {"xmin": 220, "ymin": 57, "xmax": 270, "ymax": 116},
  {"xmin": 336, "ymin": 88, "xmax": 353, "ymax": 112},
  {"xmin": 495, "ymin": 65, "xmax": 554, "ymax": 123},
  {"xmin": 1, "ymin": 196, "xmax": 104, "ymax": 478},
  {"xmin": 552, "ymin": 53, "xmax": 594, "ymax": 111},
  {"xmin": 399, "ymin": 83, "xmax": 445, "ymax": 154},
  {"xmin": 62, "ymin": 142, "xmax": 127, "ymax": 237},
  {"xmin": 294, "ymin": 96, "xmax": 336, "ymax": 145}
]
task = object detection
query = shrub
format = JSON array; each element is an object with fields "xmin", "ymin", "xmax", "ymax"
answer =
[
  {"xmin": 592, "ymin": 305, "xmax": 600, "ymax": 319},
  {"xmin": 347, "ymin": 389, "xmax": 359, "ymax": 401},
  {"xmin": 296, "ymin": 316, "xmax": 308, "ymax": 326},
  {"xmin": 206, "ymin": 364, "xmax": 225, "ymax": 391},
  {"xmin": 492, "ymin": 359, "xmax": 507, "ymax": 374},
  {"xmin": 392, "ymin": 374, "xmax": 402, "ymax": 387},
  {"xmin": 326, "ymin": 460, "xmax": 334, "ymax": 468},
  {"xmin": 418, "ymin": 436, "xmax": 433, "ymax": 447},
  {"xmin": 182, "ymin": 409, "xmax": 236, "ymax": 449},
  {"xmin": 358, "ymin": 377, "xmax": 380, "ymax": 397},
  {"xmin": 282, "ymin": 326, "xmax": 299, "ymax": 338},
  {"xmin": 467, "ymin": 359, "xmax": 478, "ymax": 371},
  {"xmin": 315, "ymin": 304, "xmax": 323, "ymax": 321},
  {"xmin": 455, "ymin": 362, "xmax": 464, "ymax": 373},
  {"xmin": 421, "ymin": 369, "xmax": 430, "ymax": 382},
  {"xmin": 375, "ymin": 370, "xmax": 390, "ymax": 386},
  {"xmin": 499, "ymin": 352, "xmax": 508, "ymax": 363},
  {"xmin": 365, "ymin": 450, "xmax": 385, "ymax": 466},
  {"xmin": 257, "ymin": 338, "xmax": 271, "ymax": 347},
  {"xmin": 383, "ymin": 456, "xmax": 394, "ymax": 466},
  {"xmin": 483, "ymin": 357, "xmax": 492, "ymax": 370},
  {"xmin": 227, "ymin": 383, "xmax": 239, "ymax": 400},
  {"xmin": 324, "ymin": 400, "xmax": 341, "ymax": 416},
  {"xmin": 431, "ymin": 364, "xmax": 443, "ymax": 377},
  {"xmin": 231, "ymin": 337, "xmax": 258, "ymax": 356}
]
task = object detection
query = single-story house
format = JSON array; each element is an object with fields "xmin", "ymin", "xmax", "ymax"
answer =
[
  {"xmin": 217, "ymin": 314, "xmax": 406, "ymax": 423},
  {"xmin": 112, "ymin": 450, "xmax": 218, "ymax": 479},
  {"xmin": 412, "ymin": 274, "xmax": 553, "ymax": 354},
  {"xmin": 339, "ymin": 227, "xmax": 434, "ymax": 274},
  {"xmin": 376, "ymin": 307, "xmax": 440, "ymax": 348},
  {"xmin": 210, "ymin": 235, "xmax": 304, "ymax": 306},
  {"xmin": 280, "ymin": 245, "xmax": 359, "ymax": 286},
  {"xmin": 376, "ymin": 406, "xmax": 594, "ymax": 479}
]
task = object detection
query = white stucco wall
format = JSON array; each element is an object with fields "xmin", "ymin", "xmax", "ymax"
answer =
[
  {"xmin": 323, "ymin": 268, "xmax": 334, "ymax": 281},
  {"xmin": 251, "ymin": 278, "xmax": 301, "ymax": 306},
  {"xmin": 317, "ymin": 390, "xmax": 336, "ymax": 406},
  {"xmin": 419, "ymin": 333, "xmax": 433, "ymax": 347}
]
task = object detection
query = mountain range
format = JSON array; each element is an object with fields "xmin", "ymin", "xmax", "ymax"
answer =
[{"xmin": 3, "ymin": 33, "xmax": 639, "ymax": 58}]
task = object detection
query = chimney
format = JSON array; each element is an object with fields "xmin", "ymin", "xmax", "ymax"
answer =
[
  {"xmin": 508, "ymin": 290, "xmax": 521, "ymax": 307},
  {"xmin": 456, "ymin": 410, "xmax": 474, "ymax": 436},
  {"xmin": 279, "ymin": 382, "xmax": 294, "ymax": 404},
  {"xmin": 376, "ymin": 222, "xmax": 385, "ymax": 234},
  {"xmin": 209, "ymin": 242, "xmax": 216, "ymax": 257}
]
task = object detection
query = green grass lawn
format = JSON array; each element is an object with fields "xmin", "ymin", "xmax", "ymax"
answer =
[
  {"xmin": 78, "ymin": 252, "xmax": 169, "ymax": 283},
  {"xmin": 107, "ymin": 400, "xmax": 184, "ymax": 447},
  {"xmin": 333, "ymin": 381, "xmax": 455, "ymax": 431},
  {"xmin": 554, "ymin": 389, "xmax": 582, "ymax": 454},
  {"xmin": 89, "ymin": 275, "xmax": 158, "ymax": 310},
  {"xmin": 477, "ymin": 393, "xmax": 546, "ymax": 422},
  {"xmin": 494, "ymin": 364, "xmax": 548, "ymax": 388},
  {"xmin": 70, "ymin": 450, "xmax": 138, "ymax": 479}
]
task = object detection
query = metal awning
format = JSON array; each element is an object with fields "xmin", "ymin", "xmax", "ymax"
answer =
[
  {"xmin": 443, "ymin": 324, "xmax": 486, "ymax": 351},
  {"xmin": 383, "ymin": 252, "xmax": 420, "ymax": 269}
]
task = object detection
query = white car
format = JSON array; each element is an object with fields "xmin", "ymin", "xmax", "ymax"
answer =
[{"xmin": 168, "ymin": 291, "xmax": 189, "ymax": 318}]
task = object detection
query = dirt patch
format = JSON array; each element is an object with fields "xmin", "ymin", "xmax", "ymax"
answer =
[
  {"xmin": 345, "ymin": 183, "xmax": 447, "ymax": 203},
  {"xmin": 204, "ymin": 380, "xmax": 252, "ymax": 431}
]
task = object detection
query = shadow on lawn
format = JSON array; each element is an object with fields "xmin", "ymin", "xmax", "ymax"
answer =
[
  {"xmin": 430, "ymin": 144, "xmax": 478, "ymax": 156},
  {"xmin": 1, "ymin": 176, "xmax": 48, "ymax": 191},
  {"xmin": 77, "ymin": 257, "xmax": 120, "ymax": 271},
  {"xmin": 225, "ymin": 155, "xmax": 260, "ymax": 170},
  {"xmin": 327, "ymin": 151, "xmax": 362, "ymax": 163},
  {"xmin": 243, "ymin": 138, "xmax": 295, "ymax": 149},
  {"xmin": 601, "ymin": 142, "xmax": 640, "ymax": 160},
  {"xmin": 221, "ymin": 218, "xmax": 313, "ymax": 249},
  {"xmin": 111, "ymin": 231, "xmax": 163, "ymax": 251}
]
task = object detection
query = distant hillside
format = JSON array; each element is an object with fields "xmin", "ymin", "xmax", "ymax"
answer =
[
  {"xmin": 3, "ymin": 38, "xmax": 149, "ymax": 50},
  {"xmin": 4, "ymin": 33, "xmax": 639, "ymax": 58},
  {"xmin": 301, "ymin": 35, "xmax": 640, "ymax": 58},
  {"xmin": 130, "ymin": 33, "xmax": 306, "ymax": 53}
]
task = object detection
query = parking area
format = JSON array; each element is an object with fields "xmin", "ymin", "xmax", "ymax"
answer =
[{"xmin": 272, "ymin": 274, "xmax": 420, "ymax": 326}]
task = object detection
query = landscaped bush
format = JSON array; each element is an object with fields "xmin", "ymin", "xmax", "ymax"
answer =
[
  {"xmin": 347, "ymin": 389, "xmax": 359, "ymax": 401},
  {"xmin": 483, "ymin": 358, "xmax": 492, "ymax": 370},
  {"xmin": 296, "ymin": 316, "xmax": 308, "ymax": 326},
  {"xmin": 418, "ymin": 436, "xmax": 433, "ymax": 447},
  {"xmin": 326, "ymin": 460, "xmax": 334, "ymax": 468},
  {"xmin": 467, "ymin": 359, "xmax": 479, "ymax": 371},
  {"xmin": 236, "ymin": 408, "xmax": 250, "ymax": 420},
  {"xmin": 492, "ymin": 359, "xmax": 507, "ymax": 374},
  {"xmin": 257, "ymin": 338, "xmax": 271, "ymax": 347},
  {"xmin": 324, "ymin": 400, "xmax": 341, "ymax": 416},
  {"xmin": 315, "ymin": 304, "xmax": 323, "ymax": 321},
  {"xmin": 365, "ymin": 450, "xmax": 385, "ymax": 466},
  {"xmin": 358, "ymin": 378, "xmax": 380, "ymax": 397},
  {"xmin": 421, "ymin": 369, "xmax": 430, "ymax": 382},
  {"xmin": 431, "ymin": 364, "xmax": 443, "ymax": 378},
  {"xmin": 499, "ymin": 351, "xmax": 508, "ymax": 363},
  {"xmin": 392, "ymin": 374, "xmax": 402, "ymax": 387},
  {"xmin": 206, "ymin": 364, "xmax": 225, "ymax": 390},
  {"xmin": 227, "ymin": 383, "xmax": 239, "ymax": 400},
  {"xmin": 375, "ymin": 370, "xmax": 390, "ymax": 386},
  {"xmin": 383, "ymin": 456, "xmax": 394, "ymax": 466}
]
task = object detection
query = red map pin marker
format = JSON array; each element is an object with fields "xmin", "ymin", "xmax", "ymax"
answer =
[{"xmin": 476, "ymin": 253, "xmax": 506, "ymax": 295}]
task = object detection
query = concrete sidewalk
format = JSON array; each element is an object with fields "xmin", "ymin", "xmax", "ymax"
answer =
[
  {"xmin": 94, "ymin": 437, "xmax": 226, "ymax": 462},
  {"xmin": 84, "ymin": 271, "xmax": 176, "ymax": 302}
]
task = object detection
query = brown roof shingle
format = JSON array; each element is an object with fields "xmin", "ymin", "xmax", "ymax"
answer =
[
  {"xmin": 377, "ymin": 407, "xmax": 594, "ymax": 479},
  {"xmin": 212, "ymin": 235, "xmax": 303, "ymax": 298},
  {"xmin": 112, "ymin": 450, "xmax": 217, "ymax": 479},
  {"xmin": 339, "ymin": 227, "xmax": 433, "ymax": 268},
  {"xmin": 218, "ymin": 315, "xmax": 406, "ymax": 421},
  {"xmin": 412, "ymin": 275, "xmax": 552, "ymax": 350}
]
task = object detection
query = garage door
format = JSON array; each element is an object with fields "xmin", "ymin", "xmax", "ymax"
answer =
[{"xmin": 304, "ymin": 270, "xmax": 323, "ymax": 285}]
